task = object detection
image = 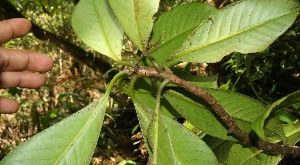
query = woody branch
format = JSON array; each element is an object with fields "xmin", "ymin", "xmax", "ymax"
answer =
[{"xmin": 125, "ymin": 66, "xmax": 300, "ymax": 156}]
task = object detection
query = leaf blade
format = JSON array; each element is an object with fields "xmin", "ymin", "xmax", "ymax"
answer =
[
  {"xmin": 0, "ymin": 94, "xmax": 109, "ymax": 165},
  {"xmin": 149, "ymin": 2, "xmax": 217, "ymax": 65},
  {"xmin": 72, "ymin": 0, "xmax": 124, "ymax": 61},
  {"xmin": 252, "ymin": 90, "xmax": 300, "ymax": 140},
  {"xmin": 147, "ymin": 113, "xmax": 218, "ymax": 164},
  {"xmin": 108, "ymin": 0, "xmax": 159, "ymax": 51},
  {"xmin": 227, "ymin": 143, "xmax": 282, "ymax": 165},
  {"xmin": 170, "ymin": 0, "xmax": 299, "ymax": 63}
]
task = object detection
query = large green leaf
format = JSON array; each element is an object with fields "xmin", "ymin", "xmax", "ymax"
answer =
[
  {"xmin": 108, "ymin": 0, "xmax": 159, "ymax": 51},
  {"xmin": 164, "ymin": 89, "xmax": 233, "ymax": 140},
  {"xmin": 205, "ymin": 90, "xmax": 285, "ymax": 142},
  {"xmin": 252, "ymin": 90, "xmax": 300, "ymax": 140},
  {"xmin": 164, "ymin": 88, "xmax": 286, "ymax": 141},
  {"xmin": 130, "ymin": 78, "xmax": 218, "ymax": 164},
  {"xmin": 169, "ymin": 0, "xmax": 299, "ymax": 63},
  {"xmin": 147, "ymin": 115, "xmax": 218, "ymax": 164},
  {"xmin": 227, "ymin": 143, "xmax": 282, "ymax": 165},
  {"xmin": 0, "ymin": 94, "xmax": 109, "ymax": 164},
  {"xmin": 72, "ymin": 0, "xmax": 123, "ymax": 62},
  {"xmin": 149, "ymin": 2, "xmax": 217, "ymax": 65}
]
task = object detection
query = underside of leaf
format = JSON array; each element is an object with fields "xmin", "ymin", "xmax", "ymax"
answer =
[
  {"xmin": 0, "ymin": 95, "xmax": 109, "ymax": 165},
  {"xmin": 109, "ymin": 0, "xmax": 159, "ymax": 51},
  {"xmin": 170, "ymin": 0, "xmax": 299, "ymax": 63},
  {"xmin": 72, "ymin": 0, "xmax": 123, "ymax": 61}
]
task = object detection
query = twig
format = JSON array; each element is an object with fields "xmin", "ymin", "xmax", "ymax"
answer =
[{"xmin": 125, "ymin": 66, "xmax": 300, "ymax": 156}]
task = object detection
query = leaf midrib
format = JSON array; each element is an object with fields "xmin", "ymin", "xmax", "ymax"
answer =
[
  {"xmin": 54, "ymin": 98, "xmax": 104, "ymax": 164},
  {"xmin": 170, "ymin": 10, "xmax": 296, "ymax": 60},
  {"xmin": 94, "ymin": 0, "xmax": 119, "ymax": 61},
  {"xmin": 132, "ymin": 1, "xmax": 144, "ymax": 50}
]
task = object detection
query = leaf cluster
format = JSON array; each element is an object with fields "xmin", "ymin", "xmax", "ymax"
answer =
[{"xmin": 1, "ymin": 0, "xmax": 300, "ymax": 164}]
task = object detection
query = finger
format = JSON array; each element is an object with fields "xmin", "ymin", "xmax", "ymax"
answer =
[
  {"xmin": 0, "ymin": 72, "xmax": 46, "ymax": 88},
  {"xmin": 0, "ymin": 97, "xmax": 19, "ymax": 114},
  {"xmin": 0, "ymin": 18, "xmax": 32, "ymax": 45},
  {"xmin": 0, "ymin": 48, "xmax": 54, "ymax": 72}
]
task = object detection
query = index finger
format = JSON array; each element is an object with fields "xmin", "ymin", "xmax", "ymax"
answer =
[{"xmin": 0, "ymin": 18, "xmax": 32, "ymax": 45}]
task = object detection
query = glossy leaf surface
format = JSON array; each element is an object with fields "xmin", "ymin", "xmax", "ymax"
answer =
[
  {"xmin": 72, "ymin": 0, "xmax": 123, "ymax": 62},
  {"xmin": 108, "ymin": 0, "xmax": 159, "ymax": 51},
  {"xmin": 170, "ymin": 0, "xmax": 299, "ymax": 63}
]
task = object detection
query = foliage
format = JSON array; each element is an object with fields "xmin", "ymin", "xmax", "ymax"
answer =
[
  {"xmin": 1, "ymin": 0, "xmax": 300, "ymax": 164},
  {"xmin": 223, "ymin": 18, "xmax": 300, "ymax": 103}
]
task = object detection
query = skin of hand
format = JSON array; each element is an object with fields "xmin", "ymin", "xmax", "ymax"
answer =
[{"xmin": 0, "ymin": 18, "xmax": 54, "ymax": 114}]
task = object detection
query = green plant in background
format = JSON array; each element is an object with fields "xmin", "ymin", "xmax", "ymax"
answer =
[{"xmin": 1, "ymin": 0, "xmax": 300, "ymax": 164}]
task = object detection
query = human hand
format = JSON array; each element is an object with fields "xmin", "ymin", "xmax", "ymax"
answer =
[{"xmin": 0, "ymin": 18, "xmax": 54, "ymax": 114}]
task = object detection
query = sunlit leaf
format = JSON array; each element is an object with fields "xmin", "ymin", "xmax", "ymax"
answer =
[
  {"xmin": 227, "ymin": 143, "xmax": 282, "ymax": 165},
  {"xmin": 149, "ymin": 2, "xmax": 217, "ymax": 65},
  {"xmin": 169, "ymin": 0, "xmax": 299, "ymax": 63},
  {"xmin": 108, "ymin": 0, "xmax": 159, "ymax": 51},
  {"xmin": 252, "ymin": 90, "xmax": 300, "ymax": 140},
  {"xmin": 0, "ymin": 94, "xmax": 109, "ymax": 164},
  {"xmin": 72, "ymin": 0, "xmax": 123, "ymax": 62}
]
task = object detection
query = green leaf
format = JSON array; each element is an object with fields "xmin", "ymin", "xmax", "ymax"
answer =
[
  {"xmin": 72, "ymin": 0, "xmax": 124, "ymax": 62},
  {"xmin": 203, "ymin": 135, "xmax": 236, "ymax": 164},
  {"xmin": 172, "ymin": 68, "xmax": 218, "ymax": 89},
  {"xmin": 164, "ymin": 88, "xmax": 286, "ymax": 141},
  {"xmin": 169, "ymin": 0, "xmax": 299, "ymax": 63},
  {"xmin": 0, "ymin": 94, "xmax": 109, "ymax": 165},
  {"xmin": 164, "ymin": 88, "xmax": 234, "ymax": 140},
  {"xmin": 227, "ymin": 143, "xmax": 282, "ymax": 165},
  {"xmin": 130, "ymin": 78, "xmax": 217, "ymax": 164},
  {"xmin": 133, "ymin": 77, "xmax": 181, "ymax": 118},
  {"xmin": 130, "ymin": 80, "xmax": 154, "ymax": 156},
  {"xmin": 149, "ymin": 2, "xmax": 217, "ymax": 65},
  {"xmin": 283, "ymin": 122, "xmax": 300, "ymax": 145},
  {"xmin": 275, "ymin": 110, "xmax": 298, "ymax": 124},
  {"xmin": 0, "ymin": 72, "xmax": 126, "ymax": 165},
  {"xmin": 252, "ymin": 90, "xmax": 300, "ymax": 140},
  {"xmin": 147, "ymin": 115, "xmax": 218, "ymax": 164},
  {"xmin": 108, "ymin": 0, "xmax": 159, "ymax": 51}
]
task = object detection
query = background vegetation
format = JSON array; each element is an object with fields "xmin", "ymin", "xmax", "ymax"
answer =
[{"xmin": 0, "ymin": 0, "xmax": 299, "ymax": 164}]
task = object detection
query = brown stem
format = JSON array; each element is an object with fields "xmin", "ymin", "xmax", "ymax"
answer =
[{"xmin": 126, "ymin": 66, "xmax": 300, "ymax": 156}]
